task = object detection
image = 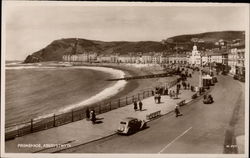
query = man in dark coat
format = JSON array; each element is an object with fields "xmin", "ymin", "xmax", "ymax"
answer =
[
  {"xmin": 158, "ymin": 94, "xmax": 161, "ymax": 103},
  {"xmin": 86, "ymin": 107, "xmax": 90, "ymax": 120},
  {"xmin": 90, "ymin": 110, "xmax": 96, "ymax": 124},
  {"xmin": 139, "ymin": 100, "xmax": 143, "ymax": 111},
  {"xmin": 133, "ymin": 101, "xmax": 138, "ymax": 111}
]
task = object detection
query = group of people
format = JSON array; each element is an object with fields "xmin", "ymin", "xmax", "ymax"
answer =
[
  {"xmin": 154, "ymin": 87, "xmax": 163, "ymax": 103},
  {"xmin": 181, "ymin": 81, "xmax": 190, "ymax": 90},
  {"xmin": 133, "ymin": 100, "xmax": 143, "ymax": 111},
  {"xmin": 154, "ymin": 93, "xmax": 161, "ymax": 103}
]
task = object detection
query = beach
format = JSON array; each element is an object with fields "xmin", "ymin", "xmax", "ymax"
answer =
[
  {"xmin": 5, "ymin": 62, "xmax": 177, "ymax": 126},
  {"xmin": 5, "ymin": 65, "xmax": 125, "ymax": 125}
]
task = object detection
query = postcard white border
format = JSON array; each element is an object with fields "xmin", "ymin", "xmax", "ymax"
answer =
[{"xmin": 1, "ymin": 1, "xmax": 249, "ymax": 158}]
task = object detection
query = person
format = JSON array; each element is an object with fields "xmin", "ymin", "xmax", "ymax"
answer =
[
  {"xmin": 175, "ymin": 105, "xmax": 183, "ymax": 117},
  {"xmin": 176, "ymin": 86, "xmax": 179, "ymax": 95},
  {"xmin": 139, "ymin": 100, "xmax": 143, "ymax": 111},
  {"xmin": 204, "ymin": 94, "xmax": 207, "ymax": 100},
  {"xmin": 187, "ymin": 83, "xmax": 190, "ymax": 89},
  {"xmin": 191, "ymin": 86, "xmax": 194, "ymax": 92},
  {"xmin": 158, "ymin": 94, "xmax": 161, "ymax": 103},
  {"xmin": 154, "ymin": 94, "xmax": 158, "ymax": 103},
  {"xmin": 172, "ymin": 90, "xmax": 175, "ymax": 99},
  {"xmin": 133, "ymin": 100, "xmax": 138, "ymax": 111},
  {"xmin": 164, "ymin": 87, "xmax": 168, "ymax": 95},
  {"xmin": 85, "ymin": 107, "xmax": 90, "ymax": 121},
  {"xmin": 177, "ymin": 83, "xmax": 181, "ymax": 90},
  {"xmin": 169, "ymin": 90, "xmax": 172, "ymax": 98},
  {"xmin": 90, "ymin": 110, "xmax": 96, "ymax": 124}
]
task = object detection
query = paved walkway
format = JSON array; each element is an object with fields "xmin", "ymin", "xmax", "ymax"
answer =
[{"xmin": 5, "ymin": 71, "xmax": 200, "ymax": 153}]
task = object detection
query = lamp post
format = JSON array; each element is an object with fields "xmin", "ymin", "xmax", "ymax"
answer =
[{"xmin": 199, "ymin": 53, "xmax": 203, "ymax": 88}]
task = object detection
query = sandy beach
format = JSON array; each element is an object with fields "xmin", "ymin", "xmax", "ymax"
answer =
[
  {"xmin": 5, "ymin": 62, "xmax": 177, "ymax": 126},
  {"xmin": 5, "ymin": 65, "xmax": 126, "ymax": 125}
]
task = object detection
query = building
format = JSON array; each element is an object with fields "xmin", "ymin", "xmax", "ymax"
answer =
[
  {"xmin": 62, "ymin": 53, "xmax": 97, "ymax": 62},
  {"xmin": 228, "ymin": 41, "xmax": 245, "ymax": 75},
  {"xmin": 141, "ymin": 53, "xmax": 152, "ymax": 64},
  {"xmin": 152, "ymin": 55, "xmax": 161, "ymax": 64},
  {"xmin": 169, "ymin": 54, "xmax": 188, "ymax": 65},
  {"xmin": 97, "ymin": 55, "xmax": 112, "ymax": 63},
  {"xmin": 159, "ymin": 55, "xmax": 168, "ymax": 64},
  {"xmin": 189, "ymin": 44, "xmax": 201, "ymax": 66},
  {"xmin": 118, "ymin": 55, "xmax": 131, "ymax": 63},
  {"xmin": 228, "ymin": 47, "xmax": 238, "ymax": 75},
  {"xmin": 209, "ymin": 53, "xmax": 223, "ymax": 64}
]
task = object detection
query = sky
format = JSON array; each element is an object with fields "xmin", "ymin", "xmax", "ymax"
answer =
[{"xmin": 3, "ymin": 2, "xmax": 248, "ymax": 60}]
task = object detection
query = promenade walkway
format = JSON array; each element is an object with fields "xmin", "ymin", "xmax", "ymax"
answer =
[{"xmin": 5, "ymin": 71, "xmax": 201, "ymax": 153}]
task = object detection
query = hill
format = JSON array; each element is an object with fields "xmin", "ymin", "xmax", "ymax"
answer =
[
  {"xmin": 164, "ymin": 31, "xmax": 245, "ymax": 50},
  {"xmin": 24, "ymin": 31, "xmax": 245, "ymax": 63}
]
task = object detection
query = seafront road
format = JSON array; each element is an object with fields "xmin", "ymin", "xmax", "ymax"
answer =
[
  {"xmin": 5, "ymin": 71, "xmax": 245, "ymax": 154},
  {"xmin": 56, "ymin": 74, "xmax": 245, "ymax": 153}
]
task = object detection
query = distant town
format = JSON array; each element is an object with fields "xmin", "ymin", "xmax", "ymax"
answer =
[{"xmin": 62, "ymin": 38, "xmax": 245, "ymax": 80}]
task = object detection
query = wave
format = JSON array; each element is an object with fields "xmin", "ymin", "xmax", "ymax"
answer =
[{"xmin": 56, "ymin": 66, "xmax": 127, "ymax": 112}]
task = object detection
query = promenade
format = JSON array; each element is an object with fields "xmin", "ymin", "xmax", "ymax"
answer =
[{"xmin": 6, "ymin": 71, "xmax": 201, "ymax": 153}]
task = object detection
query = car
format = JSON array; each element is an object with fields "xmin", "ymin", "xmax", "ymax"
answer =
[
  {"xmin": 212, "ymin": 76, "xmax": 217, "ymax": 83},
  {"xmin": 238, "ymin": 75, "xmax": 245, "ymax": 82},
  {"xmin": 117, "ymin": 117, "xmax": 147, "ymax": 135},
  {"xmin": 203, "ymin": 95, "xmax": 214, "ymax": 104},
  {"xmin": 233, "ymin": 74, "xmax": 239, "ymax": 80}
]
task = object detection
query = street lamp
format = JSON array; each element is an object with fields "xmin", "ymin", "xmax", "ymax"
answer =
[{"xmin": 199, "ymin": 53, "xmax": 203, "ymax": 88}]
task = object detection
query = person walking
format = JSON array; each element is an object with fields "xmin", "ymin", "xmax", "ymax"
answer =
[
  {"xmin": 90, "ymin": 110, "xmax": 96, "ymax": 124},
  {"xmin": 172, "ymin": 90, "xmax": 175, "ymax": 99},
  {"xmin": 176, "ymin": 86, "xmax": 179, "ymax": 96},
  {"xmin": 139, "ymin": 100, "xmax": 143, "ymax": 111},
  {"xmin": 154, "ymin": 94, "xmax": 158, "ymax": 103},
  {"xmin": 133, "ymin": 100, "xmax": 138, "ymax": 111},
  {"xmin": 175, "ymin": 105, "xmax": 183, "ymax": 117},
  {"xmin": 158, "ymin": 94, "xmax": 161, "ymax": 103},
  {"xmin": 85, "ymin": 107, "xmax": 90, "ymax": 121},
  {"xmin": 187, "ymin": 83, "xmax": 190, "ymax": 89}
]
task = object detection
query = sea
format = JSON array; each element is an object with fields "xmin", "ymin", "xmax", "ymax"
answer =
[{"xmin": 5, "ymin": 63, "xmax": 126, "ymax": 126}]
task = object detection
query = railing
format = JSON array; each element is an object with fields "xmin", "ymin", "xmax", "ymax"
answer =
[{"xmin": 5, "ymin": 78, "xmax": 179, "ymax": 141}]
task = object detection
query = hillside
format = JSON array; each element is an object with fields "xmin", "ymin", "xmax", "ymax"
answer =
[
  {"xmin": 24, "ymin": 31, "xmax": 245, "ymax": 63},
  {"xmin": 164, "ymin": 31, "xmax": 245, "ymax": 49}
]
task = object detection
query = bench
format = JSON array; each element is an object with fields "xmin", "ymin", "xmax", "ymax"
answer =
[
  {"xmin": 146, "ymin": 110, "xmax": 161, "ymax": 120},
  {"xmin": 177, "ymin": 100, "xmax": 186, "ymax": 106}
]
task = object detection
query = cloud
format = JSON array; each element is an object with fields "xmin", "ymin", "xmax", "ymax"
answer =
[{"xmin": 3, "ymin": 3, "xmax": 248, "ymax": 60}]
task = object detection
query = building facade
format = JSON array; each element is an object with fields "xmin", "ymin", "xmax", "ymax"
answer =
[{"xmin": 189, "ymin": 45, "xmax": 201, "ymax": 66}]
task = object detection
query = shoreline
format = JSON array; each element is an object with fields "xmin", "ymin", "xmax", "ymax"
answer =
[
  {"xmin": 71, "ymin": 63, "xmax": 179, "ymax": 107},
  {"xmin": 5, "ymin": 62, "xmax": 178, "ymax": 126},
  {"xmin": 5, "ymin": 65, "xmax": 127, "ymax": 124}
]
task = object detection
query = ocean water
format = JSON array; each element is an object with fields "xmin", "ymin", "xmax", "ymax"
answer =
[{"xmin": 5, "ymin": 67, "xmax": 124, "ymax": 125}]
